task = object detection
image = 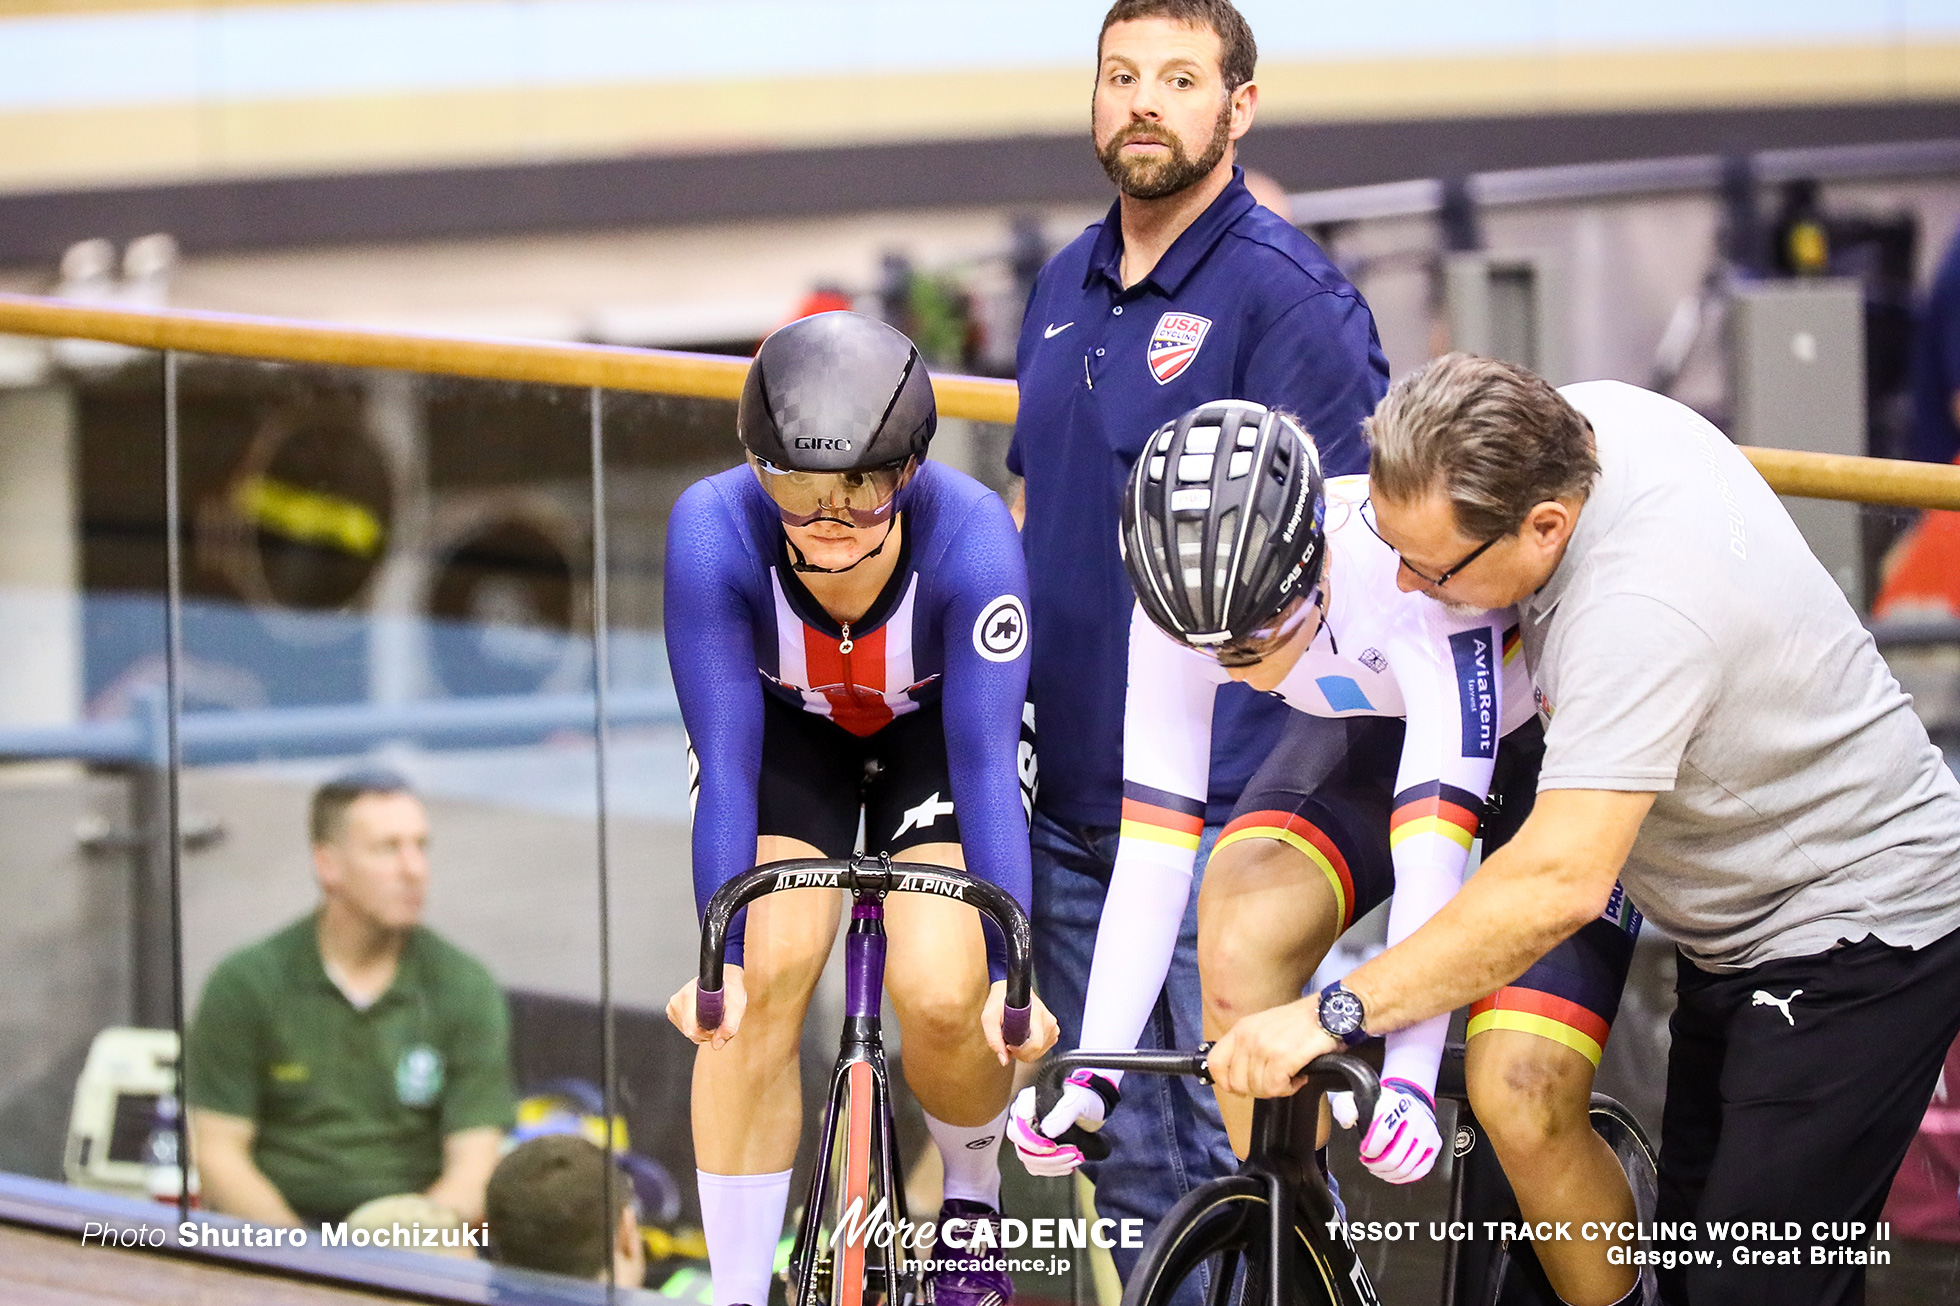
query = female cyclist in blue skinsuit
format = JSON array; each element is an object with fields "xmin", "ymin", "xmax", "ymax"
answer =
[{"xmin": 663, "ymin": 311, "xmax": 1057, "ymax": 1306}]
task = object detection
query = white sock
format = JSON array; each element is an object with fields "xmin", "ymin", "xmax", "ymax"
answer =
[
  {"xmin": 924, "ymin": 1107, "xmax": 1009, "ymax": 1209},
  {"xmin": 698, "ymin": 1169, "xmax": 791, "ymax": 1306}
]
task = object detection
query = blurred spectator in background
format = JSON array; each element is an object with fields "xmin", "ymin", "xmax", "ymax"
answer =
[
  {"xmin": 1882, "ymin": 1033, "xmax": 1960, "ymax": 1244},
  {"xmin": 487, "ymin": 1135, "xmax": 646, "ymax": 1285},
  {"xmin": 1239, "ymin": 168, "xmax": 1294, "ymax": 222},
  {"xmin": 187, "ymin": 769, "xmax": 514, "ymax": 1226},
  {"xmin": 1911, "ymin": 217, "xmax": 1960, "ymax": 466},
  {"xmin": 1875, "ymin": 217, "xmax": 1960, "ymax": 620}
]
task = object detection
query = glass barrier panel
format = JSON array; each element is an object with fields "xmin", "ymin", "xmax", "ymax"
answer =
[
  {"xmin": 591, "ymin": 387, "xmax": 731, "ymax": 1289},
  {"xmin": 166, "ymin": 358, "xmax": 621, "ymax": 1288},
  {"xmin": 0, "ymin": 347, "xmax": 187, "ymax": 1217}
]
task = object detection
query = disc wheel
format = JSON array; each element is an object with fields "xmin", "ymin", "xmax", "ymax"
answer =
[
  {"xmin": 1471, "ymin": 1097, "xmax": 1661, "ymax": 1306},
  {"xmin": 1588, "ymin": 1095, "xmax": 1658, "ymax": 1225},
  {"xmin": 1119, "ymin": 1175, "xmax": 1342, "ymax": 1306}
]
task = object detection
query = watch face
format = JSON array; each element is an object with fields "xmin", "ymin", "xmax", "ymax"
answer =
[{"xmin": 1321, "ymin": 988, "xmax": 1364, "ymax": 1036}]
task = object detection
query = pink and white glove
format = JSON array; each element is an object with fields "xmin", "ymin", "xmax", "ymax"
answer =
[
  {"xmin": 1008, "ymin": 1071, "xmax": 1117, "ymax": 1177},
  {"xmin": 1337, "ymin": 1078, "xmax": 1440, "ymax": 1185}
]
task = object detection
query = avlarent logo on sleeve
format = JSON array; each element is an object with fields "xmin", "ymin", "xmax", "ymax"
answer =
[{"xmin": 1448, "ymin": 629, "xmax": 1496, "ymax": 758}]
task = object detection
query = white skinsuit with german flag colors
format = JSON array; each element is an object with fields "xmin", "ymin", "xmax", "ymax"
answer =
[{"xmin": 1082, "ymin": 474, "xmax": 1535, "ymax": 1097}]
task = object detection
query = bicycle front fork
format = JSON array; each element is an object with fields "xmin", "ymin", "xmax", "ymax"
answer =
[
  {"xmin": 1249, "ymin": 1088, "xmax": 1381, "ymax": 1306},
  {"xmin": 786, "ymin": 894, "xmax": 929, "ymax": 1306}
]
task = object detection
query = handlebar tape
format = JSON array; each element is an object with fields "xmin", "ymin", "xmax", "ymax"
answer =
[{"xmin": 1002, "ymin": 1002, "xmax": 1031, "ymax": 1049}]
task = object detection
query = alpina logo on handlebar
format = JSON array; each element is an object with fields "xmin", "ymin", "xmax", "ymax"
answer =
[
  {"xmin": 895, "ymin": 872, "xmax": 966, "ymax": 899},
  {"xmin": 772, "ymin": 869, "xmax": 845, "ymax": 890}
]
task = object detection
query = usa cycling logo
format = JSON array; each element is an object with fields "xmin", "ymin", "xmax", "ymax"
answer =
[
  {"xmin": 973, "ymin": 595, "xmax": 1028, "ymax": 662},
  {"xmin": 1147, "ymin": 312, "xmax": 1212, "ymax": 385}
]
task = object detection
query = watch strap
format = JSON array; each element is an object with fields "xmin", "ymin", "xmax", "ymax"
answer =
[{"xmin": 1317, "ymin": 980, "xmax": 1369, "ymax": 1048}]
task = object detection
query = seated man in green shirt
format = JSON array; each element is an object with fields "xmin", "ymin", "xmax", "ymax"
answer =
[{"xmin": 187, "ymin": 769, "xmax": 515, "ymax": 1227}]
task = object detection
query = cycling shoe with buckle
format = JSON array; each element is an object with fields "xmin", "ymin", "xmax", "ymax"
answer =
[{"xmin": 931, "ymin": 1199, "xmax": 1014, "ymax": 1306}]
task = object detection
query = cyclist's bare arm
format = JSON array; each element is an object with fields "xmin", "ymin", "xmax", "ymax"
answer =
[{"xmin": 1208, "ymin": 788, "xmax": 1650, "ymax": 1099}]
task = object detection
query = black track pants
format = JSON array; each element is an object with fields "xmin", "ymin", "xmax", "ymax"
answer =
[{"xmin": 1654, "ymin": 923, "xmax": 1960, "ymax": 1305}]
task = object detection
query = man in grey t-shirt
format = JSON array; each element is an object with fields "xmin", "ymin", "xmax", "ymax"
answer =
[{"xmin": 1205, "ymin": 353, "xmax": 1960, "ymax": 1306}]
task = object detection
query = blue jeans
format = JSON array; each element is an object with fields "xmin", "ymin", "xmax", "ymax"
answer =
[{"xmin": 1029, "ymin": 809, "xmax": 1236, "ymax": 1304}]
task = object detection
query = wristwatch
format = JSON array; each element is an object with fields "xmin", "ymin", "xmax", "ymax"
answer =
[{"xmin": 1317, "ymin": 981, "xmax": 1369, "ymax": 1047}]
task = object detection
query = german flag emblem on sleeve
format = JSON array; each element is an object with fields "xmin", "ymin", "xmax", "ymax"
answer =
[{"xmin": 1120, "ymin": 781, "xmax": 1206, "ymax": 851}]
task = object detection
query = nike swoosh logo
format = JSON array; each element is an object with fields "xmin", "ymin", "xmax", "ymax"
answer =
[{"xmin": 1044, "ymin": 322, "xmax": 1074, "ymax": 338}]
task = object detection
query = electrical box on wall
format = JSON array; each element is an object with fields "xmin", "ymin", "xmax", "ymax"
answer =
[
  {"xmin": 64, "ymin": 1026, "xmax": 190, "ymax": 1203},
  {"xmin": 1443, "ymin": 252, "xmax": 1568, "ymax": 385},
  {"xmin": 1727, "ymin": 279, "xmax": 1866, "ymax": 608}
]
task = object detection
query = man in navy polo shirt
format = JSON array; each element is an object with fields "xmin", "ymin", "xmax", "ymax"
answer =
[{"xmin": 1005, "ymin": 0, "xmax": 1388, "ymax": 1283}]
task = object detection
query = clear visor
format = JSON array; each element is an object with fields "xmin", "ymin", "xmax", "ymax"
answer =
[
  {"xmin": 1190, "ymin": 592, "xmax": 1315, "ymax": 668},
  {"xmin": 748, "ymin": 455, "xmax": 913, "ymax": 528}
]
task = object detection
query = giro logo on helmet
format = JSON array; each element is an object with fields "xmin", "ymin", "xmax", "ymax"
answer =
[{"xmin": 793, "ymin": 436, "xmax": 853, "ymax": 451}]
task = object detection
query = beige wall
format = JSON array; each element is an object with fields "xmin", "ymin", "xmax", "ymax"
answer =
[{"xmin": 4, "ymin": 38, "xmax": 1959, "ymax": 194}]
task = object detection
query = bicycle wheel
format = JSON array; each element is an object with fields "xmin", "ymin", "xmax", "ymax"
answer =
[
  {"xmin": 1588, "ymin": 1095, "xmax": 1658, "ymax": 1231},
  {"xmin": 1451, "ymin": 1096, "xmax": 1660, "ymax": 1306},
  {"xmin": 1121, "ymin": 1175, "xmax": 1368, "ymax": 1306},
  {"xmin": 831, "ymin": 1060, "xmax": 876, "ymax": 1306},
  {"xmin": 1588, "ymin": 1096, "xmax": 1659, "ymax": 1306}
]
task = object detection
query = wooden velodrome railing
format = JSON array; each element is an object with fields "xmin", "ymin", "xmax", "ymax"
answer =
[{"xmin": 4, "ymin": 292, "xmax": 1958, "ymax": 511}]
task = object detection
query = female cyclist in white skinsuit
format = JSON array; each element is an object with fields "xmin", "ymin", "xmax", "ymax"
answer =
[{"xmin": 1012, "ymin": 402, "xmax": 1643, "ymax": 1306}]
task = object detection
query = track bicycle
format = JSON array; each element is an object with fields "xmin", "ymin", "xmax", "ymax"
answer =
[
  {"xmin": 1033, "ymin": 1041, "xmax": 1656, "ymax": 1306},
  {"xmin": 697, "ymin": 853, "xmax": 1036, "ymax": 1306}
]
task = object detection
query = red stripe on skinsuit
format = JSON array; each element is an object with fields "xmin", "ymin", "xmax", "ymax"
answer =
[{"xmin": 810, "ymin": 621, "xmax": 893, "ymax": 737}]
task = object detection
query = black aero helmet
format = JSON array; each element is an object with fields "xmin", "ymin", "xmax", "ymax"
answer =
[
  {"xmin": 1120, "ymin": 400, "xmax": 1327, "ymax": 645},
  {"xmin": 738, "ymin": 310, "xmax": 936, "ymax": 472}
]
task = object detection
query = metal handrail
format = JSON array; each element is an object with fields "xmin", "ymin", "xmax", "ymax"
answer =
[
  {"xmin": 0, "ymin": 293, "xmax": 1020, "ymax": 425},
  {"xmin": 1869, "ymin": 615, "xmax": 1960, "ymax": 650},
  {"xmin": 5, "ymin": 292, "xmax": 1960, "ymax": 509},
  {"xmin": 1290, "ymin": 136, "xmax": 1960, "ymax": 224}
]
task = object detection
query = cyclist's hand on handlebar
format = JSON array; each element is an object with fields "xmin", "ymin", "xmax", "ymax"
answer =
[
  {"xmin": 666, "ymin": 968, "xmax": 746, "ymax": 1050},
  {"xmin": 1008, "ymin": 1074, "xmax": 1114, "ymax": 1177},
  {"xmin": 1351, "ymin": 1078, "xmax": 1441, "ymax": 1185},
  {"xmin": 1206, "ymin": 997, "xmax": 1340, "ymax": 1099},
  {"xmin": 982, "ymin": 981, "xmax": 1059, "ymax": 1065}
]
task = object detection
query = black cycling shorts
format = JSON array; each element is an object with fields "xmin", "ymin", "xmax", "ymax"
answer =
[
  {"xmin": 753, "ymin": 691, "xmax": 963, "ymax": 858},
  {"xmin": 1220, "ymin": 712, "xmax": 1638, "ymax": 1066}
]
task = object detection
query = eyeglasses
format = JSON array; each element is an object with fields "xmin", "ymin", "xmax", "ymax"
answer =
[
  {"xmin": 1358, "ymin": 497, "xmax": 1503, "ymax": 588},
  {"xmin": 749, "ymin": 455, "xmax": 913, "ymax": 529},
  {"xmin": 1187, "ymin": 592, "xmax": 1316, "ymax": 668}
]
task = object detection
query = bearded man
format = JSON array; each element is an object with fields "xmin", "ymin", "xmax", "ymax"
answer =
[{"xmin": 1003, "ymin": 0, "xmax": 1388, "ymax": 1291}]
